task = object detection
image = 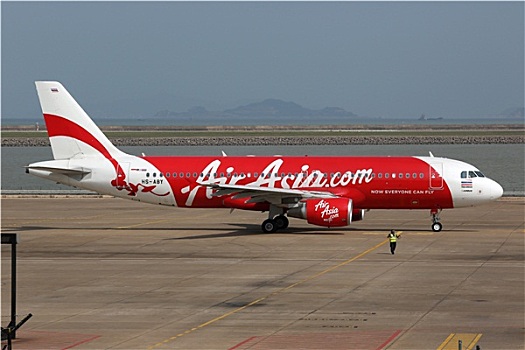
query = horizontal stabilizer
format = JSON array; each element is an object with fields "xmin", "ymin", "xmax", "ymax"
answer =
[{"xmin": 25, "ymin": 165, "xmax": 91, "ymax": 175}]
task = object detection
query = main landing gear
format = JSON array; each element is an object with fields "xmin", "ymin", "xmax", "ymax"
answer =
[
  {"xmin": 261, "ymin": 206, "xmax": 289, "ymax": 233},
  {"xmin": 262, "ymin": 215, "xmax": 289, "ymax": 233},
  {"xmin": 430, "ymin": 208, "xmax": 443, "ymax": 232}
]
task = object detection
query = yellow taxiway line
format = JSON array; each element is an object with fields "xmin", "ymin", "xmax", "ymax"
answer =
[{"xmin": 437, "ymin": 333, "xmax": 482, "ymax": 350}]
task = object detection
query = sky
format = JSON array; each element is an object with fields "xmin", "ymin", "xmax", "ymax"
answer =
[{"xmin": 1, "ymin": 1, "xmax": 524, "ymax": 119}]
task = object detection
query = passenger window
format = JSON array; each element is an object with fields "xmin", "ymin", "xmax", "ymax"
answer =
[
  {"xmin": 378, "ymin": 173, "xmax": 382, "ymax": 178},
  {"xmin": 406, "ymin": 173, "xmax": 410, "ymax": 179},
  {"xmin": 165, "ymin": 172, "xmax": 170, "ymax": 178},
  {"xmin": 385, "ymin": 173, "xmax": 390, "ymax": 179},
  {"xmin": 173, "ymin": 172, "xmax": 177, "ymax": 178},
  {"xmin": 186, "ymin": 172, "xmax": 191, "ymax": 178},
  {"xmin": 146, "ymin": 173, "xmax": 150, "ymax": 177},
  {"xmin": 153, "ymin": 173, "xmax": 157, "ymax": 178},
  {"xmin": 420, "ymin": 173, "xmax": 424, "ymax": 179},
  {"xmin": 412, "ymin": 173, "xmax": 417, "ymax": 179},
  {"xmin": 399, "ymin": 173, "xmax": 403, "ymax": 179}
]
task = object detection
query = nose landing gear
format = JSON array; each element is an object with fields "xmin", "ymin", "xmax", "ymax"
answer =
[
  {"xmin": 432, "ymin": 221, "xmax": 443, "ymax": 232},
  {"xmin": 430, "ymin": 208, "xmax": 442, "ymax": 232}
]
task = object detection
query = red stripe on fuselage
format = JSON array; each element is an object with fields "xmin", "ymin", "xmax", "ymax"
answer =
[{"xmin": 143, "ymin": 156, "xmax": 453, "ymax": 210}]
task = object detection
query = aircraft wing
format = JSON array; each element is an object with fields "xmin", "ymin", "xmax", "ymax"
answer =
[{"xmin": 205, "ymin": 183, "xmax": 339, "ymax": 205}]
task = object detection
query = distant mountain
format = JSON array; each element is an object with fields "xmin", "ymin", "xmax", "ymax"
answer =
[
  {"xmin": 155, "ymin": 98, "xmax": 357, "ymax": 119},
  {"xmin": 224, "ymin": 99, "xmax": 313, "ymax": 117}
]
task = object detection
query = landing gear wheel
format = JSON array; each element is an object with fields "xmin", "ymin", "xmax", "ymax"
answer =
[
  {"xmin": 274, "ymin": 215, "xmax": 289, "ymax": 230},
  {"xmin": 262, "ymin": 219, "xmax": 278, "ymax": 233},
  {"xmin": 430, "ymin": 208, "xmax": 442, "ymax": 233}
]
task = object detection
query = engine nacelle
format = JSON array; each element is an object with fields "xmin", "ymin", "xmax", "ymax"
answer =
[
  {"xmin": 288, "ymin": 198, "xmax": 353, "ymax": 227},
  {"xmin": 352, "ymin": 208, "xmax": 366, "ymax": 222}
]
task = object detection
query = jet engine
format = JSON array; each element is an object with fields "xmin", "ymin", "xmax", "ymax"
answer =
[
  {"xmin": 288, "ymin": 198, "xmax": 354, "ymax": 227},
  {"xmin": 352, "ymin": 208, "xmax": 366, "ymax": 222}
]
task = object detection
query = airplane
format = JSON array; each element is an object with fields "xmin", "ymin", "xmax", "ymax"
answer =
[{"xmin": 26, "ymin": 81, "xmax": 504, "ymax": 233}]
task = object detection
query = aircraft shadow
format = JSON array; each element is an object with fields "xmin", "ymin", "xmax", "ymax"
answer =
[{"xmin": 165, "ymin": 223, "xmax": 346, "ymax": 240}]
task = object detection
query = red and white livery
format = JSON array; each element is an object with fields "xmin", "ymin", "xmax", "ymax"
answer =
[{"xmin": 27, "ymin": 82, "xmax": 504, "ymax": 232}]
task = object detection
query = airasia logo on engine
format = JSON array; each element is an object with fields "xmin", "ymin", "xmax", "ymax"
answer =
[
  {"xmin": 306, "ymin": 198, "xmax": 352, "ymax": 227},
  {"xmin": 314, "ymin": 199, "xmax": 340, "ymax": 223}
]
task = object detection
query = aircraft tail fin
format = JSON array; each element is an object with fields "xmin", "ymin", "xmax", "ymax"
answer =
[{"xmin": 35, "ymin": 81, "xmax": 125, "ymax": 160}]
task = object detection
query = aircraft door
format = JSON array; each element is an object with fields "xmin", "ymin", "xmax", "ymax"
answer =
[
  {"xmin": 429, "ymin": 163, "xmax": 444, "ymax": 190},
  {"xmin": 115, "ymin": 162, "xmax": 130, "ymax": 190}
]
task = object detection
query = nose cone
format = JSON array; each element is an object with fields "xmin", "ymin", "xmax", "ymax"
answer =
[{"xmin": 491, "ymin": 180, "xmax": 504, "ymax": 200}]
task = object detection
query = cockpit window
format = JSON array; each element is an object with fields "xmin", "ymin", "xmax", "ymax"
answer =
[{"xmin": 462, "ymin": 170, "xmax": 486, "ymax": 179}]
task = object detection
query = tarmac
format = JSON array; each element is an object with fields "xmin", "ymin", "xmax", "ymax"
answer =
[{"xmin": 1, "ymin": 196, "xmax": 523, "ymax": 350}]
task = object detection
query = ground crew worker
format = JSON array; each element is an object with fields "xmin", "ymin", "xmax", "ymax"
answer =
[{"xmin": 388, "ymin": 229, "xmax": 401, "ymax": 254}]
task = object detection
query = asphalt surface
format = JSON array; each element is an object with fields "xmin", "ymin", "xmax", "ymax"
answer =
[{"xmin": 1, "ymin": 197, "xmax": 523, "ymax": 350}]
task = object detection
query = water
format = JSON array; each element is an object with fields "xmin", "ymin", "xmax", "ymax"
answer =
[{"xmin": 2, "ymin": 144, "xmax": 523, "ymax": 195}]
